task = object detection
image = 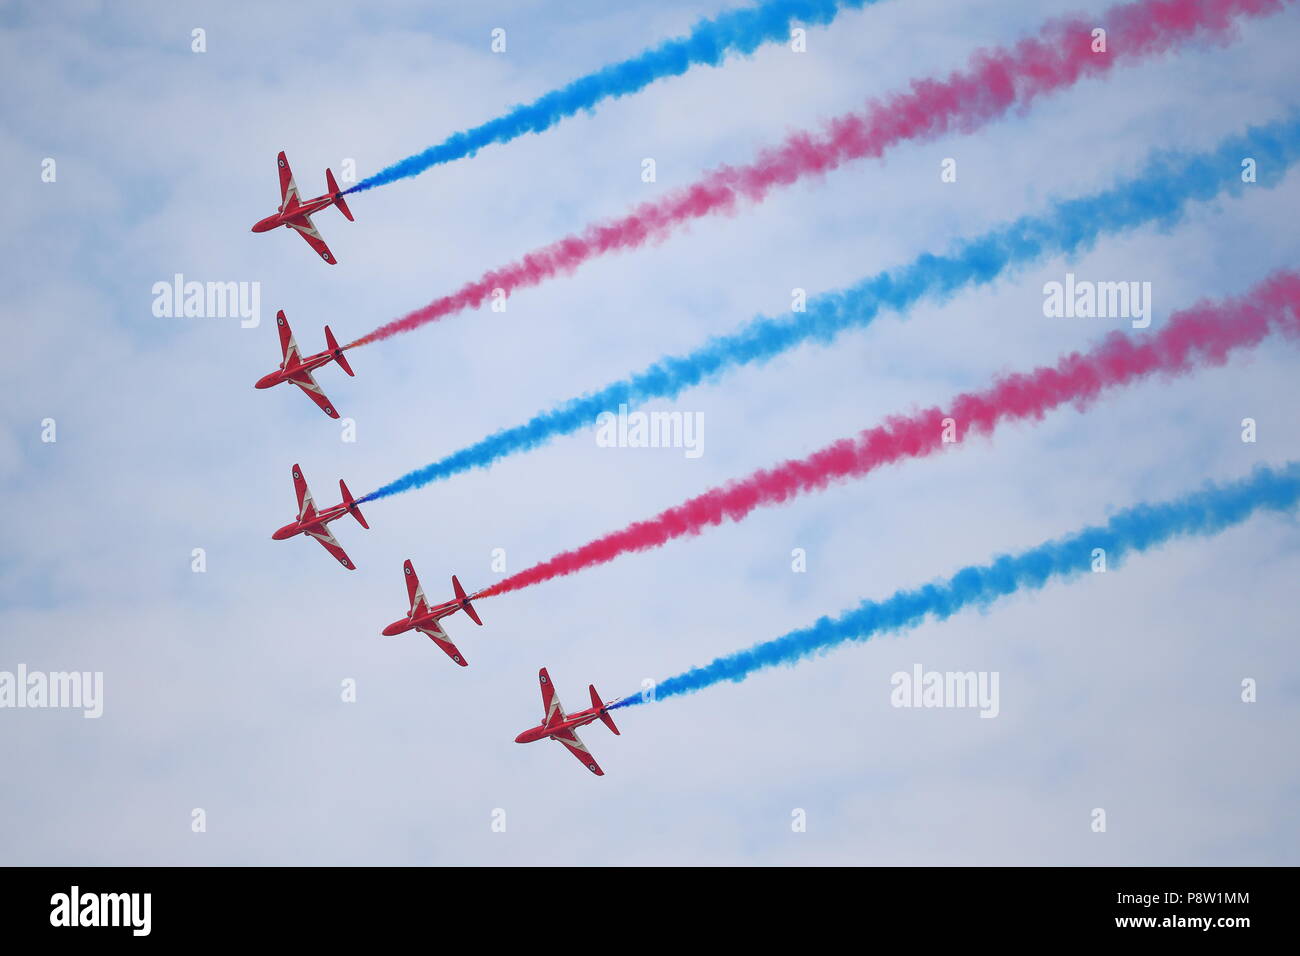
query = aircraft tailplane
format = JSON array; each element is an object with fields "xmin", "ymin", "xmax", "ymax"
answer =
[
  {"xmin": 324, "ymin": 326, "xmax": 354, "ymax": 376},
  {"xmin": 339, "ymin": 479, "xmax": 369, "ymax": 529},
  {"xmin": 591, "ymin": 685, "xmax": 619, "ymax": 735},
  {"xmin": 327, "ymin": 169, "xmax": 354, "ymax": 221},
  {"xmin": 453, "ymin": 575, "xmax": 483, "ymax": 626}
]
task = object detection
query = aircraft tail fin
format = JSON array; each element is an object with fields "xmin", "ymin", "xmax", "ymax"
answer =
[
  {"xmin": 591, "ymin": 685, "xmax": 620, "ymax": 735},
  {"xmin": 327, "ymin": 169, "xmax": 354, "ymax": 221},
  {"xmin": 339, "ymin": 479, "xmax": 369, "ymax": 529},
  {"xmin": 324, "ymin": 326, "xmax": 354, "ymax": 376},
  {"xmin": 452, "ymin": 575, "xmax": 483, "ymax": 626}
]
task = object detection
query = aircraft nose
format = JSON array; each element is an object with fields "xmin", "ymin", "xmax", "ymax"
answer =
[{"xmin": 514, "ymin": 732, "xmax": 529, "ymax": 744}]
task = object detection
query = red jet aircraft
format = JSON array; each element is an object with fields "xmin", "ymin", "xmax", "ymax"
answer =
[
  {"xmin": 251, "ymin": 151, "xmax": 353, "ymax": 264},
  {"xmin": 255, "ymin": 310, "xmax": 355, "ymax": 419},
  {"xmin": 271, "ymin": 464, "xmax": 369, "ymax": 570},
  {"xmin": 515, "ymin": 668, "xmax": 622, "ymax": 776},
  {"xmin": 381, "ymin": 561, "xmax": 485, "ymax": 667}
]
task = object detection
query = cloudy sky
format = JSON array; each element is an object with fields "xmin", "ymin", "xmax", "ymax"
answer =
[{"xmin": 2, "ymin": 0, "xmax": 1298, "ymax": 865}]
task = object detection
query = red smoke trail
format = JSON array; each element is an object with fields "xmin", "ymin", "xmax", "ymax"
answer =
[
  {"xmin": 478, "ymin": 269, "xmax": 1300, "ymax": 597},
  {"xmin": 347, "ymin": 0, "xmax": 1285, "ymax": 349}
]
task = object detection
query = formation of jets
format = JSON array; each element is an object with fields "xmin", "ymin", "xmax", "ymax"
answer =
[{"xmin": 257, "ymin": 153, "xmax": 623, "ymax": 777}]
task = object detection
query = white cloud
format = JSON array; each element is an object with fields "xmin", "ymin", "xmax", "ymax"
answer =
[{"xmin": 1, "ymin": 0, "xmax": 1297, "ymax": 864}]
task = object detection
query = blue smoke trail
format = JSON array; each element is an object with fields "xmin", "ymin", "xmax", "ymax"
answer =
[
  {"xmin": 345, "ymin": 0, "xmax": 874, "ymax": 193},
  {"xmin": 610, "ymin": 462, "xmax": 1300, "ymax": 708},
  {"xmin": 359, "ymin": 113, "xmax": 1300, "ymax": 503}
]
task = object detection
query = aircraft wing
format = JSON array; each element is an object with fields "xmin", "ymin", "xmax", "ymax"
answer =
[
  {"xmin": 291, "ymin": 465, "xmax": 316, "ymax": 521},
  {"xmin": 306, "ymin": 526, "xmax": 355, "ymax": 570},
  {"xmin": 415, "ymin": 620, "xmax": 468, "ymax": 667},
  {"xmin": 404, "ymin": 559, "xmax": 430, "ymax": 617},
  {"xmin": 288, "ymin": 369, "xmax": 339, "ymax": 419},
  {"xmin": 275, "ymin": 310, "xmax": 302, "ymax": 367},
  {"xmin": 277, "ymin": 151, "xmax": 301, "ymax": 212},
  {"xmin": 538, "ymin": 668, "xmax": 564, "ymax": 727},
  {"xmin": 552, "ymin": 728, "xmax": 604, "ymax": 776},
  {"xmin": 287, "ymin": 213, "xmax": 337, "ymax": 265}
]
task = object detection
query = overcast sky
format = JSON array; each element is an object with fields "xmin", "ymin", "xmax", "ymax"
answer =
[{"xmin": 2, "ymin": 0, "xmax": 1298, "ymax": 865}]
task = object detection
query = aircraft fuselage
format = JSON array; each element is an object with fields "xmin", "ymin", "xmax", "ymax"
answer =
[
  {"xmin": 250, "ymin": 192, "xmax": 337, "ymax": 232},
  {"xmin": 514, "ymin": 707, "xmax": 603, "ymax": 744},
  {"xmin": 382, "ymin": 598, "xmax": 464, "ymax": 637},
  {"xmin": 271, "ymin": 504, "xmax": 348, "ymax": 541},
  {"xmin": 255, "ymin": 347, "xmax": 338, "ymax": 389}
]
